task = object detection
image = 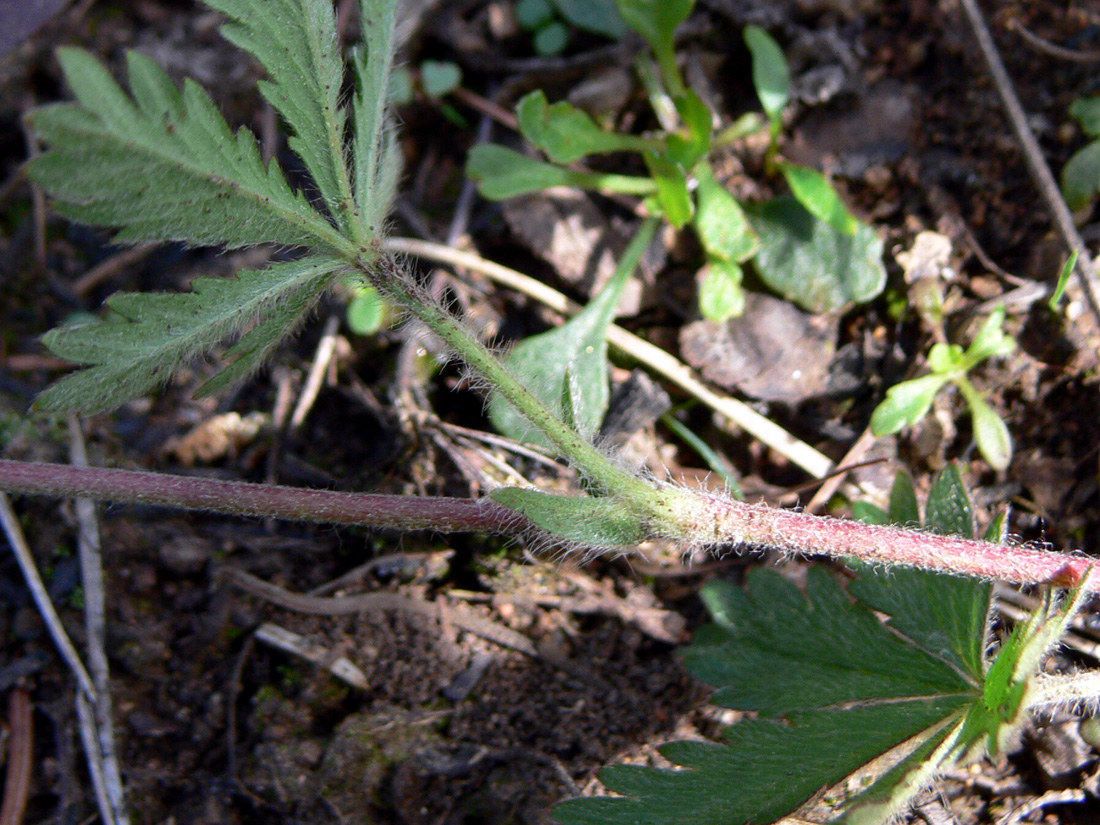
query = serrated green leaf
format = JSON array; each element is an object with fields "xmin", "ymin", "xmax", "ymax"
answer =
[
  {"xmin": 489, "ymin": 219, "xmax": 657, "ymax": 446},
  {"xmin": 1070, "ymin": 95, "xmax": 1100, "ymax": 137},
  {"xmin": 556, "ymin": 562, "xmax": 978, "ymax": 825},
  {"xmin": 467, "ymin": 144, "xmax": 657, "ymax": 199},
  {"xmin": 26, "ymin": 49, "xmax": 345, "ymax": 252},
  {"xmin": 693, "ymin": 161, "xmax": 757, "ymax": 262},
  {"xmin": 750, "ymin": 196, "xmax": 886, "ymax": 313},
  {"xmin": 870, "ymin": 373, "xmax": 950, "ymax": 436},
  {"xmin": 698, "ymin": 261, "xmax": 745, "ymax": 322},
  {"xmin": 643, "ymin": 152, "xmax": 692, "ymax": 228},
  {"xmin": 1061, "ymin": 140, "xmax": 1100, "ymax": 211},
  {"xmin": 352, "ymin": 0, "xmax": 400, "ymax": 236},
  {"xmin": 852, "ymin": 467, "xmax": 991, "ymax": 681},
  {"xmin": 781, "ymin": 163, "xmax": 859, "ymax": 235},
  {"xmin": 35, "ymin": 256, "xmax": 344, "ymax": 414},
  {"xmin": 204, "ymin": 0, "xmax": 358, "ymax": 235},
  {"xmin": 490, "ymin": 487, "xmax": 648, "ymax": 546},
  {"xmin": 743, "ymin": 25, "xmax": 789, "ymax": 129},
  {"xmin": 516, "ymin": 90, "xmax": 658, "ymax": 163}
]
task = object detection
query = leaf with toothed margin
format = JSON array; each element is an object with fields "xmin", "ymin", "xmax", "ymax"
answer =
[
  {"xmin": 554, "ymin": 465, "xmax": 1089, "ymax": 825},
  {"xmin": 35, "ymin": 256, "xmax": 345, "ymax": 414}
]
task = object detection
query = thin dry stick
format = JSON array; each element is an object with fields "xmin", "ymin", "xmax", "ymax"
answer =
[
  {"xmin": 959, "ymin": 0, "xmax": 1100, "ymax": 324},
  {"xmin": 253, "ymin": 622, "xmax": 369, "ymax": 690},
  {"xmin": 68, "ymin": 418, "xmax": 130, "ymax": 825},
  {"xmin": 0, "ymin": 688, "xmax": 33, "ymax": 825},
  {"xmin": 0, "ymin": 492, "xmax": 96, "ymax": 700},
  {"xmin": 71, "ymin": 244, "xmax": 157, "ymax": 296},
  {"xmin": 1008, "ymin": 18, "xmax": 1100, "ymax": 64},
  {"xmin": 383, "ymin": 237, "xmax": 835, "ymax": 479},
  {"xmin": 290, "ymin": 314, "xmax": 341, "ymax": 430}
]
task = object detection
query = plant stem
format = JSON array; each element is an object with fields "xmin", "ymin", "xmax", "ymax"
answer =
[
  {"xmin": 1, "ymin": 459, "xmax": 1093, "ymax": 592},
  {"xmin": 361, "ymin": 226, "xmax": 665, "ymax": 510},
  {"xmin": 680, "ymin": 490, "xmax": 1095, "ymax": 591},
  {"xmin": 0, "ymin": 460, "xmax": 527, "ymax": 533}
]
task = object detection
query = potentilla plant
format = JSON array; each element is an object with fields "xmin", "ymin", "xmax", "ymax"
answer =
[{"xmin": 2, "ymin": 0, "xmax": 1098, "ymax": 823}]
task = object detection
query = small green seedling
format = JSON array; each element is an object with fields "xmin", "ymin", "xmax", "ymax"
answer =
[
  {"xmin": 871, "ymin": 305, "xmax": 1016, "ymax": 471},
  {"xmin": 468, "ymin": 0, "xmax": 884, "ymax": 323},
  {"xmin": 1062, "ymin": 95, "xmax": 1100, "ymax": 211},
  {"xmin": 1048, "ymin": 249, "xmax": 1077, "ymax": 313}
]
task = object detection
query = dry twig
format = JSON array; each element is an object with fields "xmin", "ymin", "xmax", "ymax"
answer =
[{"xmin": 959, "ymin": 0, "xmax": 1100, "ymax": 325}]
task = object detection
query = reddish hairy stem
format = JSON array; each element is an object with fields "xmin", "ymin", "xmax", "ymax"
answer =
[
  {"xmin": 0, "ymin": 460, "xmax": 529, "ymax": 534},
  {"xmin": 693, "ymin": 492, "xmax": 1096, "ymax": 591},
  {"xmin": 0, "ymin": 460, "xmax": 1094, "ymax": 591}
]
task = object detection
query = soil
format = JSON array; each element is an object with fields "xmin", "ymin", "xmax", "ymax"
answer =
[{"xmin": 3, "ymin": 0, "xmax": 1100, "ymax": 823}]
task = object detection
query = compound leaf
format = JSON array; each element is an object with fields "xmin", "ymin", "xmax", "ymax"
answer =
[
  {"xmin": 26, "ymin": 48, "xmax": 344, "ymax": 252},
  {"xmin": 204, "ymin": 0, "xmax": 356, "ymax": 234},
  {"xmin": 554, "ymin": 467, "xmax": 1006, "ymax": 825},
  {"xmin": 36, "ymin": 255, "xmax": 345, "ymax": 414}
]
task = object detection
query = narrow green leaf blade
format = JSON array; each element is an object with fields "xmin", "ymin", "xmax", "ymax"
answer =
[
  {"xmin": 467, "ymin": 144, "xmax": 582, "ymax": 199},
  {"xmin": 782, "ymin": 164, "xmax": 859, "ymax": 235},
  {"xmin": 204, "ymin": 0, "xmax": 355, "ymax": 232},
  {"xmin": 26, "ymin": 49, "xmax": 343, "ymax": 251},
  {"xmin": 743, "ymin": 25, "xmax": 789, "ymax": 127},
  {"xmin": 35, "ymin": 255, "xmax": 344, "ymax": 414}
]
